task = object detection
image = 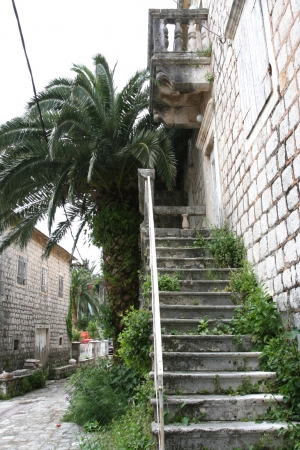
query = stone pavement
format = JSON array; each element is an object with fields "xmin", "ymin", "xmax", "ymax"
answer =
[{"xmin": 0, "ymin": 378, "xmax": 83, "ymax": 449}]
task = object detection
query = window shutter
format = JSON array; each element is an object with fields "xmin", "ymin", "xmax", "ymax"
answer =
[
  {"xmin": 235, "ymin": 0, "xmax": 272, "ymax": 136},
  {"xmin": 17, "ymin": 256, "xmax": 26, "ymax": 285}
]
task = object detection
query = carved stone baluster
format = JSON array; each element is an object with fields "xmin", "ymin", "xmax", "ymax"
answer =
[
  {"xmin": 188, "ymin": 19, "xmax": 197, "ymax": 51},
  {"xmin": 201, "ymin": 20, "xmax": 210, "ymax": 50},
  {"xmin": 173, "ymin": 19, "xmax": 183, "ymax": 51},
  {"xmin": 163, "ymin": 20, "xmax": 169, "ymax": 51},
  {"xmin": 153, "ymin": 19, "xmax": 169, "ymax": 52}
]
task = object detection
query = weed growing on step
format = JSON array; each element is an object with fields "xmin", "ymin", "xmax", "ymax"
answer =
[
  {"xmin": 193, "ymin": 223, "xmax": 245, "ymax": 268},
  {"xmin": 141, "ymin": 272, "xmax": 180, "ymax": 300}
]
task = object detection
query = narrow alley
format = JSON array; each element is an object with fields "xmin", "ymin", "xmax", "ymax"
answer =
[{"xmin": 0, "ymin": 379, "xmax": 83, "ymax": 450}]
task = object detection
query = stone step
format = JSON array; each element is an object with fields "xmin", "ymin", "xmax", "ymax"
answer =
[
  {"xmin": 177, "ymin": 280, "xmax": 229, "ymax": 292},
  {"xmin": 159, "ymin": 318, "xmax": 232, "ymax": 334},
  {"xmin": 158, "ymin": 267, "xmax": 235, "ymax": 281},
  {"xmin": 151, "ymin": 237, "xmax": 201, "ymax": 247},
  {"xmin": 160, "ymin": 334, "xmax": 252, "ymax": 353},
  {"xmin": 156, "ymin": 257, "xmax": 215, "ymax": 269},
  {"xmin": 152, "ymin": 421, "xmax": 287, "ymax": 449},
  {"xmin": 156, "ymin": 352, "xmax": 261, "ymax": 372},
  {"xmin": 159, "ymin": 291, "xmax": 236, "ymax": 306},
  {"xmin": 148, "ymin": 247, "xmax": 210, "ymax": 258},
  {"xmin": 151, "ymin": 394, "xmax": 284, "ymax": 422},
  {"xmin": 150, "ymin": 371, "xmax": 277, "ymax": 395},
  {"xmin": 152, "ymin": 228, "xmax": 204, "ymax": 238},
  {"xmin": 159, "ymin": 305, "xmax": 239, "ymax": 320}
]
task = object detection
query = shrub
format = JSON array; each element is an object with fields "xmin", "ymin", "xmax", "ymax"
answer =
[
  {"xmin": 228, "ymin": 262, "xmax": 282, "ymax": 348},
  {"xmin": 118, "ymin": 307, "xmax": 152, "ymax": 378},
  {"xmin": 87, "ymin": 321, "xmax": 99, "ymax": 339},
  {"xmin": 142, "ymin": 272, "xmax": 180, "ymax": 300},
  {"xmin": 72, "ymin": 328, "xmax": 81, "ymax": 342},
  {"xmin": 64, "ymin": 359, "xmax": 139, "ymax": 427},
  {"xmin": 79, "ymin": 380, "xmax": 155, "ymax": 450},
  {"xmin": 194, "ymin": 223, "xmax": 245, "ymax": 268}
]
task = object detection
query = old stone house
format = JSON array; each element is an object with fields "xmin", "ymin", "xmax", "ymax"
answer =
[
  {"xmin": 149, "ymin": 0, "xmax": 300, "ymax": 326},
  {"xmin": 0, "ymin": 228, "xmax": 74, "ymax": 372}
]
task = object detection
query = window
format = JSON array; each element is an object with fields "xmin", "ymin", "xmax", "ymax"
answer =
[
  {"xmin": 41, "ymin": 268, "xmax": 48, "ymax": 293},
  {"xmin": 58, "ymin": 276, "xmax": 64, "ymax": 297},
  {"xmin": 59, "ymin": 336, "xmax": 63, "ymax": 346},
  {"xmin": 14, "ymin": 339, "xmax": 20, "ymax": 350},
  {"xmin": 0, "ymin": 261, "xmax": 4, "ymax": 295},
  {"xmin": 17, "ymin": 256, "xmax": 27, "ymax": 285},
  {"xmin": 234, "ymin": 0, "xmax": 272, "ymax": 136}
]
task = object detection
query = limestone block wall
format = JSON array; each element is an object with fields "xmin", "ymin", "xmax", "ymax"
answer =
[
  {"xmin": 0, "ymin": 229, "xmax": 72, "ymax": 371},
  {"xmin": 189, "ymin": 0, "xmax": 300, "ymax": 325}
]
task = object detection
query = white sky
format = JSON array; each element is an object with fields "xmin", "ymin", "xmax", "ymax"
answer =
[{"xmin": 0, "ymin": 0, "xmax": 175, "ymax": 268}]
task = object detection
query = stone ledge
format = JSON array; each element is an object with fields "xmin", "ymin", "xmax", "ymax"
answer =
[
  {"xmin": 49, "ymin": 358, "xmax": 95, "ymax": 380},
  {"xmin": 153, "ymin": 206, "xmax": 205, "ymax": 216}
]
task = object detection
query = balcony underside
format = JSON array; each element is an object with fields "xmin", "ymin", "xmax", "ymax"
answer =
[{"xmin": 150, "ymin": 54, "xmax": 211, "ymax": 129}]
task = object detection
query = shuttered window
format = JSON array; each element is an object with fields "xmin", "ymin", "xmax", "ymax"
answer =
[
  {"xmin": 58, "ymin": 276, "xmax": 64, "ymax": 297},
  {"xmin": 41, "ymin": 268, "xmax": 48, "ymax": 293},
  {"xmin": 234, "ymin": 0, "xmax": 272, "ymax": 137},
  {"xmin": 0, "ymin": 261, "xmax": 4, "ymax": 295},
  {"xmin": 17, "ymin": 256, "xmax": 27, "ymax": 285}
]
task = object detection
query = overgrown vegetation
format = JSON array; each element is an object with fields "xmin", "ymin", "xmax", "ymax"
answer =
[
  {"xmin": 118, "ymin": 307, "xmax": 152, "ymax": 378},
  {"xmin": 64, "ymin": 360, "xmax": 140, "ymax": 427},
  {"xmin": 142, "ymin": 272, "xmax": 181, "ymax": 300},
  {"xmin": 194, "ymin": 223, "xmax": 245, "ymax": 268}
]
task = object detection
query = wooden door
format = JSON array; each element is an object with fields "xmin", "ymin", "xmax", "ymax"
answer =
[{"xmin": 35, "ymin": 328, "xmax": 49, "ymax": 368}]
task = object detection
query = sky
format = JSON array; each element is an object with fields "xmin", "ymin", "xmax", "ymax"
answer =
[{"xmin": 0, "ymin": 0, "xmax": 175, "ymax": 268}]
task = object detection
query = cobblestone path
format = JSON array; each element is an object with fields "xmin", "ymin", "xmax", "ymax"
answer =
[{"xmin": 0, "ymin": 378, "xmax": 83, "ymax": 449}]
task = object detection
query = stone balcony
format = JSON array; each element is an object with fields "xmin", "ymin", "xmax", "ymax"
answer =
[{"xmin": 148, "ymin": 8, "xmax": 212, "ymax": 128}]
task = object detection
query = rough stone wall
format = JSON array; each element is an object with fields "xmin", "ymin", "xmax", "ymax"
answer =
[
  {"xmin": 0, "ymin": 229, "xmax": 72, "ymax": 371},
  {"xmin": 196, "ymin": 0, "xmax": 300, "ymax": 325}
]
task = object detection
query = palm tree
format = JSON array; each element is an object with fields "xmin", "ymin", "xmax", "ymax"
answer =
[
  {"xmin": 70, "ymin": 266, "xmax": 100, "ymax": 328},
  {"xmin": 0, "ymin": 55, "xmax": 176, "ymax": 343}
]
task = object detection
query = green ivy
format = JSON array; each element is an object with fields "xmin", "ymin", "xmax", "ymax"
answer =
[
  {"xmin": 66, "ymin": 296, "xmax": 73, "ymax": 342},
  {"xmin": 142, "ymin": 272, "xmax": 180, "ymax": 300}
]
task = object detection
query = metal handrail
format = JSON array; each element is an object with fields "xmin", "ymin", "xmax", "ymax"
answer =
[{"xmin": 147, "ymin": 175, "xmax": 164, "ymax": 450}]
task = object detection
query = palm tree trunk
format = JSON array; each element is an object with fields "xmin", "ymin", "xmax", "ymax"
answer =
[{"xmin": 92, "ymin": 188, "xmax": 141, "ymax": 348}]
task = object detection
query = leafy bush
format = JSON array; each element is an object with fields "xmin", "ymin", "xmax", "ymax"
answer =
[
  {"xmin": 87, "ymin": 321, "xmax": 99, "ymax": 339},
  {"xmin": 79, "ymin": 381, "xmax": 155, "ymax": 450},
  {"xmin": 98, "ymin": 304, "xmax": 116, "ymax": 339},
  {"xmin": 142, "ymin": 273, "xmax": 180, "ymax": 300},
  {"xmin": 194, "ymin": 223, "xmax": 245, "ymax": 268},
  {"xmin": 72, "ymin": 328, "xmax": 81, "ymax": 342},
  {"xmin": 20, "ymin": 370, "xmax": 47, "ymax": 394},
  {"xmin": 229, "ymin": 263, "xmax": 282, "ymax": 348},
  {"xmin": 64, "ymin": 359, "xmax": 139, "ymax": 427},
  {"xmin": 118, "ymin": 307, "xmax": 152, "ymax": 378}
]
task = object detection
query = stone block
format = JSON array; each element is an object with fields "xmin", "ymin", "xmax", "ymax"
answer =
[
  {"xmin": 276, "ymin": 221, "xmax": 288, "ymax": 244},
  {"xmin": 274, "ymin": 274, "xmax": 283, "ymax": 294},
  {"xmin": 282, "ymin": 165, "xmax": 293, "ymax": 192},
  {"xmin": 285, "ymin": 79, "xmax": 298, "ymax": 110},
  {"xmin": 272, "ymin": 177, "xmax": 283, "ymax": 201},
  {"xmin": 267, "ymin": 229, "xmax": 277, "ymax": 252},
  {"xmin": 276, "ymin": 292, "xmax": 288, "ymax": 312},
  {"xmin": 287, "ymin": 209, "xmax": 300, "ymax": 235},
  {"xmin": 277, "ymin": 196, "xmax": 288, "ymax": 219},
  {"xmin": 266, "ymin": 132, "xmax": 279, "ymax": 158},
  {"xmin": 284, "ymin": 238, "xmax": 298, "ymax": 264},
  {"xmin": 266, "ymin": 255, "xmax": 276, "ymax": 279},
  {"xmin": 291, "ymin": 0, "xmax": 300, "ymax": 16},
  {"xmin": 289, "ymin": 103, "xmax": 299, "ymax": 131},
  {"xmin": 287, "ymin": 185, "xmax": 299, "ymax": 210},
  {"xmin": 283, "ymin": 268, "xmax": 293, "ymax": 288},
  {"xmin": 262, "ymin": 188, "xmax": 272, "ymax": 212}
]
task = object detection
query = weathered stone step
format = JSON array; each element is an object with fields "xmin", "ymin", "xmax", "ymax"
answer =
[
  {"xmin": 157, "ymin": 352, "xmax": 261, "ymax": 372},
  {"xmin": 151, "ymin": 394, "xmax": 284, "ymax": 422},
  {"xmin": 159, "ymin": 305, "xmax": 239, "ymax": 320},
  {"xmin": 160, "ymin": 334, "xmax": 252, "ymax": 353},
  {"xmin": 159, "ymin": 291, "xmax": 236, "ymax": 306},
  {"xmin": 177, "ymin": 280, "xmax": 229, "ymax": 292},
  {"xmin": 152, "ymin": 228, "xmax": 205, "ymax": 238},
  {"xmin": 156, "ymin": 256, "xmax": 215, "ymax": 269},
  {"xmin": 152, "ymin": 421, "xmax": 287, "ymax": 449},
  {"xmin": 150, "ymin": 371, "xmax": 277, "ymax": 395},
  {"xmin": 151, "ymin": 237, "xmax": 201, "ymax": 247},
  {"xmin": 158, "ymin": 318, "xmax": 232, "ymax": 334},
  {"xmin": 148, "ymin": 247, "xmax": 210, "ymax": 258},
  {"xmin": 158, "ymin": 267, "xmax": 235, "ymax": 281}
]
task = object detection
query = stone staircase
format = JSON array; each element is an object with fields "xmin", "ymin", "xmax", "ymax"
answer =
[{"xmin": 147, "ymin": 228, "xmax": 288, "ymax": 450}]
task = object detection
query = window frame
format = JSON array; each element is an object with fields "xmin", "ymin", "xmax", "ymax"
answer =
[
  {"xmin": 17, "ymin": 255, "xmax": 27, "ymax": 285},
  {"xmin": 41, "ymin": 267, "xmax": 48, "ymax": 293},
  {"xmin": 58, "ymin": 275, "xmax": 64, "ymax": 298}
]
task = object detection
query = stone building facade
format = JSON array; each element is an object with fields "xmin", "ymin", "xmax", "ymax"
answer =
[
  {"xmin": 149, "ymin": 0, "xmax": 300, "ymax": 325},
  {"xmin": 0, "ymin": 228, "xmax": 73, "ymax": 372}
]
